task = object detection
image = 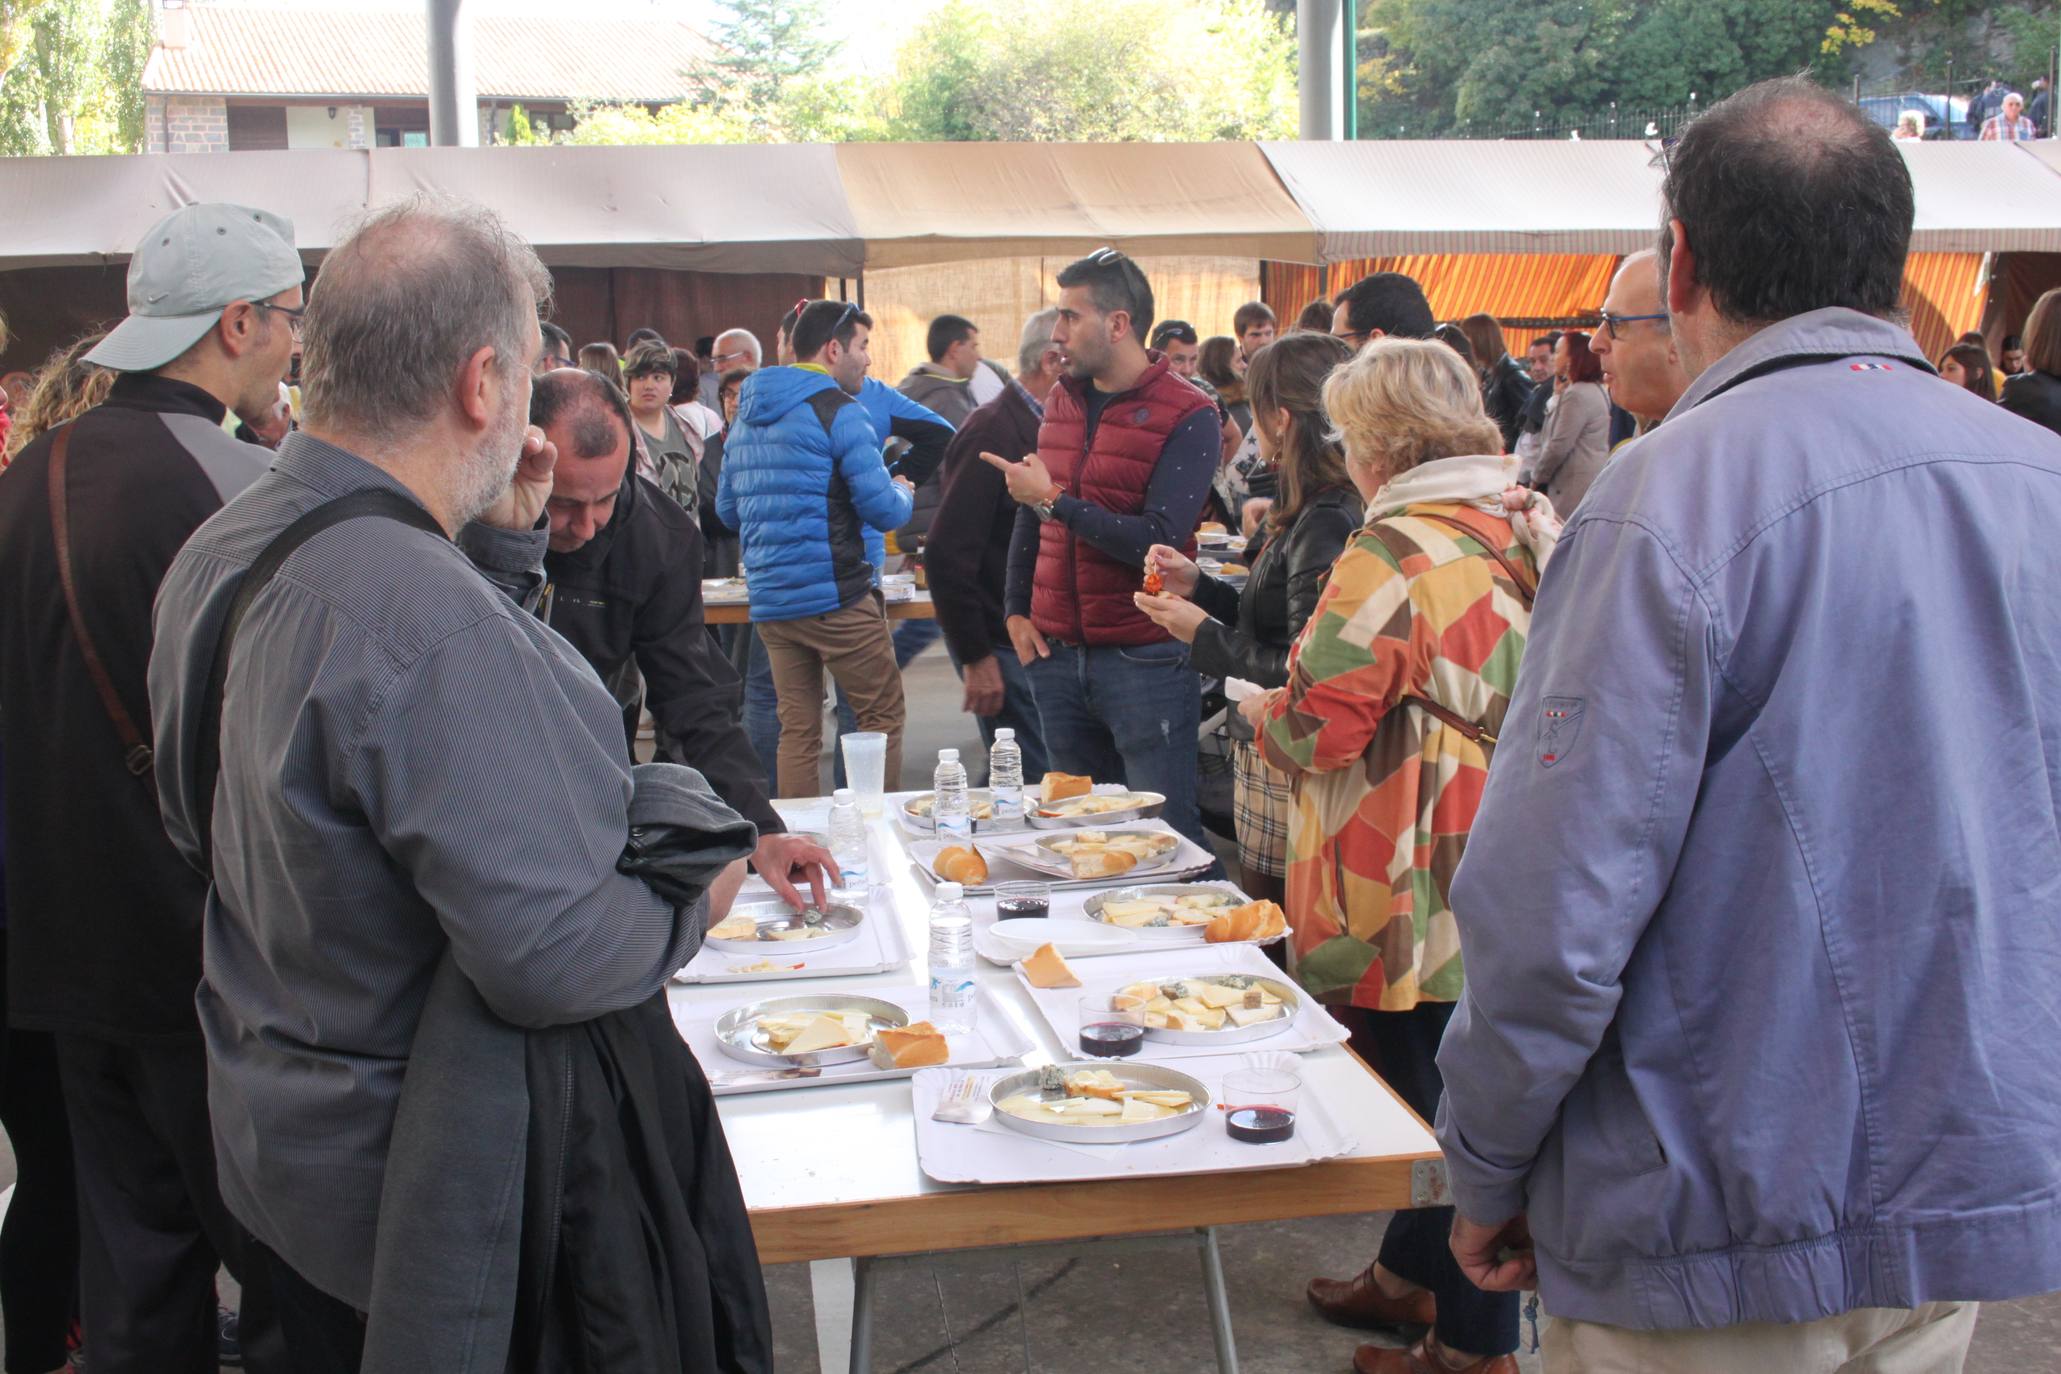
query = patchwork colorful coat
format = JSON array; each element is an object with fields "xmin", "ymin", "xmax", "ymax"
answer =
[{"xmin": 1258, "ymin": 502, "xmax": 1535, "ymax": 1012}]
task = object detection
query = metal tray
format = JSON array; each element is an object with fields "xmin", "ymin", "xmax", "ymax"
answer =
[
  {"xmin": 1024, "ymin": 791, "xmax": 1169, "ymax": 830},
  {"xmin": 1103, "ymin": 972, "xmax": 1301, "ymax": 1046},
  {"xmin": 901, "ymin": 789, "xmax": 1011, "ymax": 833},
  {"xmin": 712, "ymin": 993, "xmax": 910, "ymax": 1068},
  {"xmin": 987, "ymin": 1061, "xmax": 1210, "ymax": 1144},
  {"xmin": 1081, "ymin": 884, "xmax": 1246, "ymax": 940},
  {"xmin": 1008, "ymin": 831, "xmax": 1184, "ymax": 881},
  {"xmin": 702, "ymin": 899, "xmax": 864, "ymax": 955}
]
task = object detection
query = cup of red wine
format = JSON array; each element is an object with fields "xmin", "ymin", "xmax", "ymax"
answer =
[
  {"xmin": 1222, "ymin": 1066, "xmax": 1301, "ymax": 1143},
  {"xmin": 1077, "ymin": 996, "xmax": 1146, "ymax": 1058},
  {"xmin": 994, "ymin": 880, "xmax": 1052, "ymax": 921}
]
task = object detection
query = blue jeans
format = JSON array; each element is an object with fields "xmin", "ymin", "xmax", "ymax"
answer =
[
  {"xmin": 746, "ymin": 628, "xmax": 860, "ymax": 794},
  {"xmin": 892, "ymin": 617, "xmax": 943, "ymax": 668},
  {"xmin": 1024, "ymin": 638, "xmax": 1216, "ymax": 864},
  {"xmin": 944, "ymin": 642, "xmax": 1051, "ymax": 784}
]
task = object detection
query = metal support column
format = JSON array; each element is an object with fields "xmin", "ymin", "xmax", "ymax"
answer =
[
  {"xmin": 427, "ymin": 0, "xmax": 478, "ymax": 147},
  {"xmin": 1297, "ymin": 0, "xmax": 1344, "ymax": 140}
]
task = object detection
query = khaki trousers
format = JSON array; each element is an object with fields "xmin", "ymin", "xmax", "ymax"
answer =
[
  {"xmin": 1546, "ymin": 1301, "xmax": 1977, "ymax": 1374},
  {"xmin": 758, "ymin": 596, "xmax": 906, "ymax": 799}
]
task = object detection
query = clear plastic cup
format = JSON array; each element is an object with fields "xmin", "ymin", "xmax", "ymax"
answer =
[
  {"xmin": 841, "ymin": 732, "xmax": 888, "ymax": 815},
  {"xmin": 1222, "ymin": 1066, "xmax": 1302, "ymax": 1144},
  {"xmin": 1077, "ymin": 997, "xmax": 1145, "ymax": 1058},
  {"xmin": 993, "ymin": 880, "xmax": 1052, "ymax": 921}
]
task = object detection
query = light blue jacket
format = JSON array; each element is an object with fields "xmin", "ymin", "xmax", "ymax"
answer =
[
  {"xmin": 1436, "ymin": 309, "xmax": 2061, "ymax": 1330},
  {"xmin": 715, "ymin": 366, "xmax": 912, "ymax": 622}
]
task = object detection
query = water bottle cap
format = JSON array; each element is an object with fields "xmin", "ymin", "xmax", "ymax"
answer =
[
  {"xmin": 832, "ymin": 788, "xmax": 854, "ymax": 801},
  {"xmin": 936, "ymin": 882, "xmax": 963, "ymax": 901},
  {"xmin": 994, "ymin": 728, "xmax": 1014, "ymax": 741},
  {"xmin": 939, "ymin": 749, "xmax": 959, "ymax": 762}
]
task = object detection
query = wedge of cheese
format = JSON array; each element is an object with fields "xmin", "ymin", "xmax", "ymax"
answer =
[
  {"xmin": 707, "ymin": 916, "xmax": 758, "ymax": 941},
  {"xmin": 1121, "ymin": 1098, "xmax": 1172, "ymax": 1123},
  {"xmin": 869, "ymin": 1021, "xmax": 950, "ymax": 1069},
  {"xmin": 1020, "ymin": 943, "xmax": 1081, "ymax": 989},
  {"xmin": 1124, "ymin": 1090, "xmax": 1194, "ymax": 1109},
  {"xmin": 1225, "ymin": 1004, "xmax": 1280, "ymax": 1028},
  {"xmin": 1196, "ymin": 982, "xmax": 1249, "ymax": 1009},
  {"xmin": 782, "ymin": 1014, "xmax": 858, "ymax": 1055}
]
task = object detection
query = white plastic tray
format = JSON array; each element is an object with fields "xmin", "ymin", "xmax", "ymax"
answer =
[
  {"xmin": 911, "ymin": 1052, "xmax": 1357, "ymax": 1184},
  {"xmin": 676, "ymin": 982, "xmax": 1034, "ymax": 1096},
  {"xmin": 969, "ymin": 879, "xmax": 1283, "ymax": 965},
  {"xmin": 1013, "ymin": 945, "xmax": 1349, "ymax": 1060},
  {"xmin": 673, "ymin": 882, "xmax": 911, "ymax": 985},
  {"xmin": 905, "ymin": 820, "xmax": 1215, "ymax": 896}
]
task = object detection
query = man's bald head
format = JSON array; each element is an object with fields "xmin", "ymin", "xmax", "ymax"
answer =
[
  {"xmin": 1659, "ymin": 77, "xmax": 1912, "ymax": 335},
  {"xmin": 531, "ymin": 367, "xmax": 634, "ymax": 552},
  {"xmin": 1592, "ymin": 249, "xmax": 1688, "ymax": 424}
]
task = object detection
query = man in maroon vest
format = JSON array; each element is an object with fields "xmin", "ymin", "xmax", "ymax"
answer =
[{"xmin": 981, "ymin": 251, "xmax": 1222, "ymax": 858}]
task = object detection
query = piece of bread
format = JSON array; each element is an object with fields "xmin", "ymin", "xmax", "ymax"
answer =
[
  {"xmin": 1040, "ymin": 771, "xmax": 1093, "ymax": 802},
  {"xmin": 933, "ymin": 845, "xmax": 988, "ymax": 885},
  {"xmin": 1020, "ymin": 943, "xmax": 1081, "ymax": 989},
  {"xmin": 1067, "ymin": 848, "xmax": 1138, "ymax": 881},
  {"xmin": 1204, "ymin": 898, "xmax": 1288, "ymax": 943},
  {"xmin": 869, "ymin": 1021, "xmax": 951, "ymax": 1069}
]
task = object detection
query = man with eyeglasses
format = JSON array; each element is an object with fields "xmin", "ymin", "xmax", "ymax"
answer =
[
  {"xmin": 1331, "ymin": 271, "xmax": 1436, "ymax": 351},
  {"xmin": 0, "ymin": 202, "xmax": 300, "ymax": 1371},
  {"xmin": 982, "ymin": 250, "xmax": 1223, "ymax": 859},
  {"xmin": 1589, "ymin": 249, "xmax": 1689, "ymax": 434}
]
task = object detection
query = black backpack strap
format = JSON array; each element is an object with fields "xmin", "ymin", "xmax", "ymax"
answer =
[{"xmin": 193, "ymin": 488, "xmax": 446, "ymax": 868}]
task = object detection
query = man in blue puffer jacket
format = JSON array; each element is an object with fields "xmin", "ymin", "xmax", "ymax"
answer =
[{"xmin": 718, "ymin": 300, "xmax": 914, "ymax": 798}]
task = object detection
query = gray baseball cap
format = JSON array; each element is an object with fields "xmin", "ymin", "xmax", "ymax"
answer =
[{"xmin": 85, "ymin": 203, "xmax": 302, "ymax": 373}]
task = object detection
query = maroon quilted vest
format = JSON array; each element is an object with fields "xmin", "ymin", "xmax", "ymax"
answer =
[{"xmin": 1031, "ymin": 356, "xmax": 1212, "ymax": 646}]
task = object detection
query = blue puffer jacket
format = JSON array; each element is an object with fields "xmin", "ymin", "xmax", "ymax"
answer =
[{"xmin": 716, "ymin": 366, "xmax": 913, "ymax": 623}]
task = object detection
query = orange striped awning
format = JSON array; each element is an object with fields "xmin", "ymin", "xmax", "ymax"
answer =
[
  {"xmin": 1266, "ymin": 254, "xmax": 1621, "ymax": 333},
  {"xmin": 1900, "ymin": 252, "xmax": 1989, "ymax": 362}
]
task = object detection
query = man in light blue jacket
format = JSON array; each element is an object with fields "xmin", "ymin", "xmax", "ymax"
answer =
[
  {"xmin": 717, "ymin": 300, "xmax": 913, "ymax": 797},
  {"xmin": 1437, "ymin": 77, "xmax": 2061, "ymax": 1373}
]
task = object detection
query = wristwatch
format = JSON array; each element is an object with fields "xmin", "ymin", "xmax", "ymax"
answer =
[{"xmin": 1032, "ymin": 484, "xmax": 1064, "ymax": 523}]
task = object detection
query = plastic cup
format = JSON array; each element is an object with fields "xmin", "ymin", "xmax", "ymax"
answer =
[
  {"xmin": 1077, "ymin": 997, "xmax": 1146, "ymax": 1058},
  {"xmin": 1223, "ymin": 1066, "xmax": 1302, "ymax": 1143},
  {"xmin": 841, "ymin": 732, "xmax": 888, "ymax": 815},
  {"xmin": 993, "ymin": 880, "xmax": 1052, "ymax": 921}
]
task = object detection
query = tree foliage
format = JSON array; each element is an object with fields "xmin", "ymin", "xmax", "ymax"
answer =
[
  {"xmin": 1355, "ymin": 0, "xmax": 1902, "ymax": 138},
  {"xmin": 0, "ymin": 0, "xmax": 149, "ymax": 155},
  {"xmin": 692, "ymin": 0, "xmax": 841, "ymax": 118}
]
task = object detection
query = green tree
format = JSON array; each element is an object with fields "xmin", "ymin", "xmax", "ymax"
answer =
[
  {"xmin": 882, "ymin": 0, "xmax": 1297, "ymax": 141},
  {"xmin": 0, "ymin": 0, "xmax": 151, "ymax": 155},
  {"xmin": 694, "ymin": 0, "xmax": 840, "ymax": 116}
]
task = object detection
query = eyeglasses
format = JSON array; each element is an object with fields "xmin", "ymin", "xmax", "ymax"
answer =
[
  {"xmin": 1333, "ymin": 328, "xmax": 1371, "ymax": 348},
  {"xmin": 253, "ymin": 300, "xmax": 306, "ymax": 338},
  {"xmin": 1597, "ymin": 310, "xmax": 1669, "ymax": 340}
]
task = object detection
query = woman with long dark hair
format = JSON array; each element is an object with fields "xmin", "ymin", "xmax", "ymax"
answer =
[
  {"xmin": 1937, "ymin": 343, "xmax": 1996, "ymax": 401},
  {"xmin": 1135, "ymin": 331, "xmax": 1360, "ymax": 901},
  {"xmin": 1529, "ymin": 328, "xmax": 1611, "ymax": 514}
]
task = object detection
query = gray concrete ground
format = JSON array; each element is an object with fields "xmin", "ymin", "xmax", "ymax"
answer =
[{"xmin": 1, "ymin": 642, "xmax": 2053, "ymax": 1370}]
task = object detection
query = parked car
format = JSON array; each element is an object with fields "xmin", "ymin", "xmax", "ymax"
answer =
[{"xmin": 1858, "ymin": 91, "xmax": 1974, "ymax": 140}]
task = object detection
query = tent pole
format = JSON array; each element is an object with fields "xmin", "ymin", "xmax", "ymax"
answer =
[
  {"xmin": 427, "ymin": 0, "xmax": 478, "ymax": 147},
  {"xmin": 1341, "ymin": 0, "xmax": 1358, "ymax": 141},
  {"xmin": 856, "ymin": 271, "xmax": 866, "ymax": 312},
  {"xmin": 1297, "ymin": 0, "xmax": 1343, "ymax": 140}
]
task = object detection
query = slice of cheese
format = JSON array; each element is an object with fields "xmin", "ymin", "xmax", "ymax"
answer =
[
  {"xmin": 1021, "ymin": 943, "xmax": 1081, "ymax": 989},
  {"xmin": 707, "ymin": 916, "xmax": 758, "ymax": 941},
  {"xmin": 1126, "ymin": 1090, "xmax": 1194, "ymax": 1109},
  {"xmin": 1057, "ymin": 1097, "xmax": 1123, "ymax": 1116},
  {"xmin": 1225, "ymin": 1004, "xmax": 1279, "ymax": 1028},
  {"xmin": 1121, "ymin": 1098, "xmax": 1172, "ymax": 1123},
  {"xmin": 1100, "ymin": 900, "xmax": 1164, "ymax": 922},
  {"xmin": 1196, "ymin": 983, "xmax": 1249, "ymax": 1009},
  {"xmin": 782, "ymin": 1014, "xmax": 857, "ymax": 1055}
]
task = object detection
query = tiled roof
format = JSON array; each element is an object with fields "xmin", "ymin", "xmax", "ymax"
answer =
[{"xmin": 143, "ymin": 3, "xmax": 716, "ymax": 103}]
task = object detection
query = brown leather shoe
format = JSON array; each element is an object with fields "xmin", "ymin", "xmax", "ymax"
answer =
[
  {"xmin": 1306, "ymin": 1263, "xmax": 1437, "ymax": 1331},
  {"xmin": 1351, "ymin": 1333, "xmax": 1519, "ymax": 1374}
]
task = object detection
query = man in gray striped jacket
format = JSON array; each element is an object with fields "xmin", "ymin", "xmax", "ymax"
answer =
[{"xmin": 149, "ymin": 196, "xmax": 751, "ymax": 1361}]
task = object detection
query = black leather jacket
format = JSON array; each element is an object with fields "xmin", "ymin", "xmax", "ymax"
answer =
[
  {"xmin": 2000, "ymin": 370, "xmax": 2061, "ymax": 438},
  {"xmin": 1482, "ymin": 353, "xmax": 1536, "ymax": 453},
  {"xmin": 1188, "ymin": 484, "xmax": 1362, "ymax": 693}
]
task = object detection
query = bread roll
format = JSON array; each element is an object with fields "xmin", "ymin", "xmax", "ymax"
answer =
[
  {"xmin": 934, "ymin": 845, "xmax": 989, "ymax": 885},
  {"xmin": 1040, "ymin": 771, "xmax": 1093, "ymax": 802},
  {"xmin": 1205, "ymin": 899, "xmax": 1287, "ymax": 943}
]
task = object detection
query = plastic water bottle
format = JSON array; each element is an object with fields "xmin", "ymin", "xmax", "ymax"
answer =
[
  {"xmin": 826, "ymin": 787, "xmax": 868, "ymax": 898},
  {"xmin": 989, "ymin": 728, "xmax": 1024, "ymax": 823},
  {"xmin": 933, "ymin": 748, "xmax": 972, "ymax": 841},
  {"xmin": 927, "ymin": 881, "xmax": 977, "ymax": 1036}
]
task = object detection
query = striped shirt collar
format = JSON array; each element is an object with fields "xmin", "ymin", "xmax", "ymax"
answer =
[{"xmin": 274, "ymin": 430, "xmax": 440, "ymax": 518}]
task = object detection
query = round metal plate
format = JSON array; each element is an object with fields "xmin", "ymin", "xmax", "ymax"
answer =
[
  {"xmin": 1008, "ymin": 830, "xmax": 1183, "ymax": 880},
  {"xmin": 1023, "ymin": 791, "xmax": 1168, "ymax": 830},
  {"xmin": 1103, "ymin": 972, "xmax": 1301, "ymax": 1045},
  {"xmin": 713, "ymin": 993, "xmax": 910, "ymax": 1068},
  {"xmin": 1080, "ymin": 884, "xmax": 1241, "ymax": 939},
  {"xmin": 703, "ymin": 899, "xmax": 865, "ymax": 955},
  {"xmin": 987, "ymin": 1060, "xmax": 1210, "ymax": 1144}
]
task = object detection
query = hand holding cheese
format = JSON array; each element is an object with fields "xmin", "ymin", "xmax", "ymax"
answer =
[{"xmin": 1020, "ymin": 943, "xmax": 1081, "ymax": 989}]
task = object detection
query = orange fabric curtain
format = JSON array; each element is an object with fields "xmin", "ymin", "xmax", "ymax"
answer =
[
  {"xmin": 1265, "ymin": 255, "xmax": 1622, "ymax": 334},
  {"xmin": 1900, "ymin": 252, "xmax": 1989, "ymax": 363}
]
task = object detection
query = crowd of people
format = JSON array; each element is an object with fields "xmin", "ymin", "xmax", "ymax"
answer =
[{"xmin": 0, "ymin": 74, "xmax": 2058, "ymax": 1374}]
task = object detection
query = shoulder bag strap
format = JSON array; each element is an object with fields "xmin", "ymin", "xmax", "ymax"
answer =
[
  {"xmin": 48, "ymin": 422, "xmax": 156, "ymax": 778},
  {"xmin": 1390, "ymin": 506, "xmax": 1538, "ymax": 748},
  {"xmin": 192, "ymin": 487, "xmax": 445, "ymax": 868}
]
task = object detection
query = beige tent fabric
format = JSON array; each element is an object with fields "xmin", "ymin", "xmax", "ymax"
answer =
[
  {"xmin": 839, "ymin": 142, "xmax": 1318, "ymax": 269},
  {"xmin": 861, "ymin": 254, "xmax": 1263, "ymax": 392}
]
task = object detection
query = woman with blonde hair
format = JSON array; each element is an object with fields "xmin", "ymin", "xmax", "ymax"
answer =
[
  {"xmin": 1251, "ymin": 337, "xmax": 1552, "ymax": 1374},
  {"xmin": 6, "ymin": 333, "xmax": 114, "ymax": 463},
  {"xmin": 1134, "ymin": 331, "xmax": 1359, "ymax": 902}
]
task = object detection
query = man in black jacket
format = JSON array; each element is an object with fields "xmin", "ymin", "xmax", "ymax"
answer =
[
  {"xmin": 0, "ymin": 203, "xmax": 297, "ymax": 1373},
  {"xmin": 924, "ymin": 309, "xmax": 1058, "ymax": 776},
  {"xmin": 533, "ymin": 368, "xmax": 833, "ymax": 907}
]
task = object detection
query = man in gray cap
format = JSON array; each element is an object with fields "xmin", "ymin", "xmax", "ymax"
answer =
[{"xmin": 0, "ymin": 201, "xmax": 300, "ymax": 1373}]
